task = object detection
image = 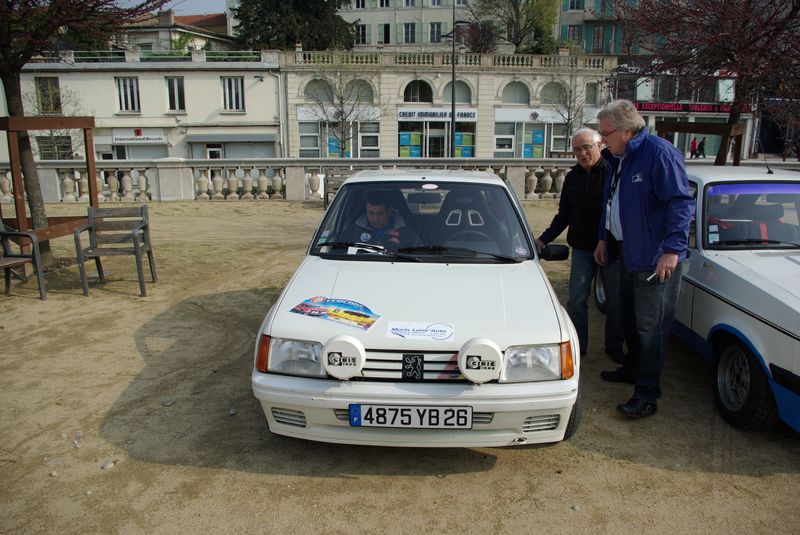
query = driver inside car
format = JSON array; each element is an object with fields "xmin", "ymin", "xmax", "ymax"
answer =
[{"xmin": 344, "ymin": 189, "xmax": 421, "ymax": 249}]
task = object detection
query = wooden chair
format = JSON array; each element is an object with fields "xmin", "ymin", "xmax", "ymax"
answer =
[
  {"xmin": 1, "ymin": 225, "xmax": 46, "ymax": 300},
  {"xmin": 74, "ymin": 206, "xmax": 157, "ymax": 297}
]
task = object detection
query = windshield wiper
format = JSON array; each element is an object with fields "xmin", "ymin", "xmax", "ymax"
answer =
[
  {"xmin": 398, "ymin": 245, "xmax": 520, "ymax": 262},
  {"xmin": 316, "ymin": 241, "xmax": 419, "ymax": 261},
  {"xmin": 715, "ymin": 239, "xmax": 800, "ymax": 247}
]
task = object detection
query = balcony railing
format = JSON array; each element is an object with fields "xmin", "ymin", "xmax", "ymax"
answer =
[{"xmin": 27, "ymin": 49, "xmax": 617, "ymax": 71}]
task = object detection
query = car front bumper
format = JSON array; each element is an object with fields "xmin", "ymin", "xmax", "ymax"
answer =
[{"xmin": 252, "ymin": 372, "xmax": 579, "ymax": 447}]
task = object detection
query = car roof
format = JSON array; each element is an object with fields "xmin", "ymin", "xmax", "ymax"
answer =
[
  {"xmin": 686, "ymin": 165, "xmax": 800, "ymax": 187},
  {"xmin": 344, "ymin": 169, "xmax": 506, "ymax": 187}
]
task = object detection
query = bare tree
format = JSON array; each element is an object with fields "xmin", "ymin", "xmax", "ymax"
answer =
[
  {"xmin": 304, "ymin": 70, "xmax": 382, "ymax": 158},
  {"xmin": 547, "ymin": 59, "xmax": 586, "ymax": 154},
  {"xmin": 0, "ymin": 0, "xmax": 167, "ymax": 266},
  {"xmin": 23, "ymin": 83, "xmax": 87, "ymax": 161},
  {"xmin": 466, "ymin": 0, "xmax": 559, "ymax": 53},
  {"xmin": 612, "ymin": 0, "xmax": 800, "ymax": 164}
]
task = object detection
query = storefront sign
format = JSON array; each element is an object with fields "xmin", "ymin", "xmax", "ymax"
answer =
[
  {"xmin": 397, "ymin": 108, "xmax": 478, "ymax": 122},
  {"xmin": 112, "ymin": 128, "xmax": 167, "ymax": 144},
  {"xmin": 633, "ymin": 102, "xmax": 732, "ymax": 113}
]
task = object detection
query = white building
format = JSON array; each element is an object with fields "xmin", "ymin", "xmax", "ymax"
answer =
[{"xmin": 0, "ymin": 50, "xmax": 283, "ymax": 163}]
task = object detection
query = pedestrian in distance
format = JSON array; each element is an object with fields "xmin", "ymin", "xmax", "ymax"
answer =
[
  {"xmin": 697, "ymin": 137, "xmax": 706, "ymax": 158},
  {"xmin": 535, "ymin": 127, "xmax": 624, "ymax": 359},
  {"xmin": 690, "ymin": 137, "xmax": 698, "ymax": 158},
  {"xmin": 593, "ymin": 99, "xmax": 695, "ymax": 419}
]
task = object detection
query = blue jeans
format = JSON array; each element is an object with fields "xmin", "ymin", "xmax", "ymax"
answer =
[
  {"xmin": 566, "ymin": 249, "xmax": 596, "ymax": 356},
  {"xmin": 602, "ymin": 260, "xmax": 625, "ymax": 356},
  {"xmin": 618, "ymin": 257, "xmax": 684, "ymax": 403}
]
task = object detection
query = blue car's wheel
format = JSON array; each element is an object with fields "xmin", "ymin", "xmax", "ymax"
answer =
[{"xmin": 593, "ymin": 266, "xmax": 607, "ymax": 314}]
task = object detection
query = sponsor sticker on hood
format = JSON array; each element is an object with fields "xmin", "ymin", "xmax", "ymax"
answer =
[
  {"xmin": 290, "ymin": 297, "xmax": 381, "ymax": 330},
  {"xmin": 387, "ymin": 322, "xmax": 455, "ymax": 341}
]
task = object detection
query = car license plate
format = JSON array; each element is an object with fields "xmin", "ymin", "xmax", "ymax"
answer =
[{"xmin": 349, "ymin": 404, "xmax": 472, "ymax": 429}]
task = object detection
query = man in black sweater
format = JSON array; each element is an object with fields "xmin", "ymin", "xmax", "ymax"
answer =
[{"xmin": 535, "ymin": 127, "xmax": 623, "ymax": 358}]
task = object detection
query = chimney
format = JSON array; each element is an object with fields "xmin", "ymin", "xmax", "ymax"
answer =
[{"xmin": 158, "ymin": 10, "xmax": 174, "ymax": 26}]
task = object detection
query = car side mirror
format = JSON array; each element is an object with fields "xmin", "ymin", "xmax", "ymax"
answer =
[{"xmin": 540, "ymin": 244, "xmax": 569, "ymax": 261}]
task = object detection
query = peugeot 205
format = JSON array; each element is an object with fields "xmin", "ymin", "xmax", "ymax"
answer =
[
  {"xmin": 674, "ymin": 166, "xmax": 800, "ymax": 432},
  {"xmin": 252, "ymin": 170, "xmax": 581, "ymax": 447}
]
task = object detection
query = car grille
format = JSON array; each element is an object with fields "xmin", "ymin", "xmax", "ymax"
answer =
[
  {"xmin": 334, "ymin": 409, "xmax": 493, "ymax": 425},
  {"xmin": 522, "ymin": 414, "xmax": 560, "ymax": 432},
  {"xmin": 354, "ymin": 350, "xmax": 466, "ymax": 382},
  {"xmin": 271, "ymin": 407, "xmax": 307, "ymax": 428}
]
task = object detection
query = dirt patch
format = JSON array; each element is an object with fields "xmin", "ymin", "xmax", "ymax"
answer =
[{"xmin": 1, "ymin": 200, "xmax": 798, "ymax": 534}]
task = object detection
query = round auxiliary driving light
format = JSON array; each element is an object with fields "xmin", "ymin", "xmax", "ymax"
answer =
[
  {"xmin": 458, "ymin": 337, "xmax": 503, "ymax": 384},
  {"xmin": 322, "ymin": 335, "xmax": 366, "ymax": 380}
]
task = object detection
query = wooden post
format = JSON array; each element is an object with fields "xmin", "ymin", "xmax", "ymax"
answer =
[
  {"xmin": 7, "ymin": 130, "xmax": 28, "ymax": 232},
  {"xmin": 84, "ymin": 127, "xmax": 100, "ymax": 207}
]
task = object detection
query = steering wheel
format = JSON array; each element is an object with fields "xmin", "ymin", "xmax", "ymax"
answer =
[{"xmin": 447, "ymin": 230, "xmax": 493, "ymax": 243}]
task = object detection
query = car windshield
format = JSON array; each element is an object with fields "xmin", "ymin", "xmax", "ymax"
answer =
[
  {"xmin": 704, "ymin": 181, "xmax": 800, "ymax": 249},
  {"xmin": 310, "ymin": 180, "xmax": 533, "ymax": 262}
]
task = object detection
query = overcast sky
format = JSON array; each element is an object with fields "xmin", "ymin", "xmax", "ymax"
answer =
[{"xmin": 163, "ymin": 0, "xmax": 227, "ymax": 15}]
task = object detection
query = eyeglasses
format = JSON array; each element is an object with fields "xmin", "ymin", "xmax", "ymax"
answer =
[{"xmin": 599, "ymin": 129, "xmax": 618, "ymax": 138}]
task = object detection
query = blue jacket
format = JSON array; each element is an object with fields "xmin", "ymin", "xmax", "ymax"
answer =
[{"xmin": 598, "ymin": 128, "xmax": 695, "ymax": 272}]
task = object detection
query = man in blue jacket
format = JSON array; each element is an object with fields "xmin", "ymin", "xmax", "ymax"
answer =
[{"xmin": 593, "ymin": 100, "xmax": 695, "ymax": 418}]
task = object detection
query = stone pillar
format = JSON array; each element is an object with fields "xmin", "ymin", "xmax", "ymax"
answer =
[
  {"xmin": 107, "ymin": 172, "xmax": 120, "ymax": 202},
  {"xmin": 195, "ymin": 168, "xmax": 210, "ymax": 200},
  {"xmin": 96, "ymin": 170, "xmax": 107, "ymax": 202},
  {"xmin": 284, "ymin": 165, "xmax": 306, "ymax": 201},
  {"xmin": 505, "ymin": 166, "xmax": 526, "ymax": 201},
  {"xmin": 539, "ymin": 168, "xmax": 554, "ymax": 199},
  {"xmin": 0, "ymin": 170, "xmax": 12, "ymax": 202},
  {"xmin": 211, "ymin": 169, "xmax": 225, "ymax": 200},
  {"xmin": 76, "ymin": 170, "xmax": 90, "ymax": 202},
  {"xmin": 256, "ymin": 168, "xmax": 270, "ymax": 200},
  {"xmin": 241, "ymin": 168, "xmax": 254, "ymax": 200},
  {"xmin": 554, "ymin": 167, "xmax": 567, "ymax": 198},
  {"xmin": 308, "ymin": 171, "xmax": 321, "ymax": 199},
  {"xmin": 121, "ymin": 169, "xmax": 135, "ymax": 201},
  {"xmin": 226, "ymin": 168, "xmax": 240, "ymax": 200},
  {"xmin": 271, "ymin": 169, "xmax": 284, "ymax": 200},
  {"xmin": 62, "ymin": 171, "xmax": 76, "ymax": 202}
]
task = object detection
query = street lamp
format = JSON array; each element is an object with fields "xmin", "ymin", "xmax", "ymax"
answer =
[
  {"xmin": 451, "ymin": 0, "xmax": 456, "ymax": 158},
  {"xmin": 449, "ymin": 14, "xmax": 470, "ymax": 158}
]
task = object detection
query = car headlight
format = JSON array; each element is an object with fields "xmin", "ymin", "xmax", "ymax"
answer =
[
  {"xmin": 266, "ymin": 337, "xmax": 325, "ymax": 378},
  {"xmin": 500, "ymin": 342, "xmax": 572, "ymax": 382}
]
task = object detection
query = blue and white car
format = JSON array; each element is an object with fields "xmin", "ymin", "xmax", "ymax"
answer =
[
  {"xmin": 252, "ymin": 170, "xmax": 581, "ymax": 447},
  {"xmin": 674, "ymin": 166, "xmax": 800, "ymax": 431}
]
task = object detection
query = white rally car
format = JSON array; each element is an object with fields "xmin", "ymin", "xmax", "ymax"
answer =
[
  {"xmin": 674, "ymin": 166, "xmax": 800, "ymax": 432},
  {"xmin": 252, "ymin": 170, "xmax": 581, "ymax": 447}
]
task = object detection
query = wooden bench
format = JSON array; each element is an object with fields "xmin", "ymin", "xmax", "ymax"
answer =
[
  {"xmin": 323, "ymin": 168, "xmax": 357, "ymax": 209},
  {"xmin": 74, "ymin": 206, "xmax": 157, "ymax": 297}
]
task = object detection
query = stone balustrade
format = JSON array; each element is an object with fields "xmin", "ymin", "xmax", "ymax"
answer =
[{"xmin": 3, "ymin": 158, "xmax": 795, "ymax": 206}]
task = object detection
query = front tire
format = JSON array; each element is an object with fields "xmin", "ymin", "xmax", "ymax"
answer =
[
  {"xmin": 713, "ymin": 340, "xmax": 778, "ymax": 430},
  {"xmin": 562, "ymin": 389, "xmax": 582, "ymax": 440}
]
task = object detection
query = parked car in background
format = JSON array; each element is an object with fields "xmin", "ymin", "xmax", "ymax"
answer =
[
  {"xmin": 252, "ymin": 170, "xmax": 581, "ymax": 447},
  {"xmin": 673, "ymin": 166, "xmax": 800, "ymax": 432}
]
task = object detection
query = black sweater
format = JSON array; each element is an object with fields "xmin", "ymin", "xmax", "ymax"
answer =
[{"xmin": 537, "ymin": 159, "xmax": 608, "ymax": 252}]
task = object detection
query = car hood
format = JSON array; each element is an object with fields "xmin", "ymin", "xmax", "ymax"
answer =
[
  {"xmin": 269, "ymin": 256, "xmax": 566, "ymax": 350},
  {"xmin": 700, "ymin": 251, "xmax": 800, "ymax": 334},
  {"xmin": 721, "ymin": 251, "xmax": 800, "ymax": 304}
]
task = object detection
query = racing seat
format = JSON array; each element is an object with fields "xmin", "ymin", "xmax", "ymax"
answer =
[
  {"xmin": 747, "ymin": 203, "xmax": 792, "ymax": 242},
  {"xmin": 430, "ymin": 187, "xmax": 509, "ymax": 252}
]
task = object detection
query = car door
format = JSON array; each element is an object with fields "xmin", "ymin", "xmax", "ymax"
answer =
[{"xmin": 675, "ymin": 180, "xmax": 699, "ymax": 329}]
